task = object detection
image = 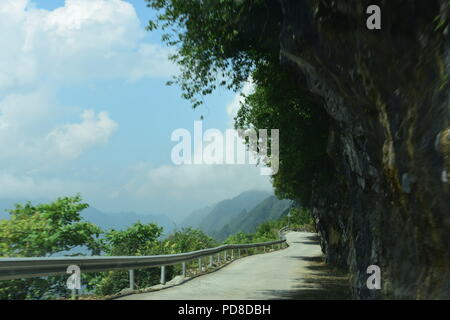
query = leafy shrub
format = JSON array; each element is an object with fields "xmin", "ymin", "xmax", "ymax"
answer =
[{"xmin": 90, "ymin": 222, "xmax": 171, "ymax": 295}]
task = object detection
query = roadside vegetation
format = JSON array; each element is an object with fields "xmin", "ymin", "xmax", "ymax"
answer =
[
  {"xmin": 0, "ymin": 195, "xmax": 314, "ymax": 299},
  {"xmin": 224, "ymin": 207, "xmax": 315, "ymax": 245}
]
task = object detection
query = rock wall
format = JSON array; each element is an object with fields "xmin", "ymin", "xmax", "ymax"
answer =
[{"xmin": 277, "ymin": 0, "xmax": 449, "ymax": 299}]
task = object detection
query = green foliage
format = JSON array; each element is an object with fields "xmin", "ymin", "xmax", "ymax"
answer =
[
  {"xmin": 235, "ymin": 61, "xmax": 333, "ymax": 204},
  {"xmin": 163, "ymin": 227, "xmax": 217, "ymax": 254},
  {"xmin": 91, "ymin": 222, "xmax": 166, "ymax": 296},
  {"xmin": 146, "ymin": 0, "xmax": 282, "ymax": 107},
  {"xmin": 253, "ymin": 221, "xmax": 280, "ymax": 242},
  {"xmin": 292, "ymin": 208, "xmax": 314, "ymax": 227},
  {"xmin": 0, "ymin": 195, "xmax": 102, "ymax": 300},
  {"xmin": 91, "ymin": 226, "xmax": 218, "ymax": 296},
  {"xmin": 278, "ymin": 208, "xmax": 315, "ymax": 232},
  {"xmin": 224, "ymin": 207, "xmax": 315, "ymax": 245},
  {"xmin": 0, "ymin": 196, "xmax": 222, "ymax": 299},
  {"xmin": 224, "ymin": 231, "xmax": 254, "ymax": 245},
  {"xmin": 213, "ymin": 195, "xmax": 291, "ymax": 242},
  {"xmin": 224, "ymin": 220, "xmax": 280, "ymax": 244},
  {"xmin": 102, "ymin": 222, "xmax": 162, "ymax": 256},
  {"xmin": 0, "ymin": 195, "xmax": 102, "ymax": 257}
]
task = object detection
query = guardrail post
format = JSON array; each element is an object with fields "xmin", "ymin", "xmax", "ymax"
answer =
[
  {"xmin": 209, "ymin": 255, "xmax": 213, "ymax": 267},
  {"xmin": 198, "ymin": 258, "xmax": 202, "ymax": 272},
  {"xmin": 182, "ymin": 262, "xmax": 186, "ymax": 277},
  {"xmin": 238, "ymin": 248, "xmax": 241, "ymax": 257},
  {"xmin": 217, "ymin": 253, "xmax": 221, "ymax": 264},
  {"xmin": 129, "ymin": 269, "xmax": 135, "ymax": 290},
  {"xmin": 160, "ymin": 265, "xmax": 166, "ymax": 285},
  {"xmin": 224, "ymin": 250, "xmax": 228, "ymax": 261},
  {"xmin": 231, "ymin": 249, "xmax": 234, "ymax": 259}
]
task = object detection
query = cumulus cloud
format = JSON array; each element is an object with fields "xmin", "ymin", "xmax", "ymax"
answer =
[
  {"xmin": 0, "ymin": 0, "xmax": 157, "ymax": 202},
  {"xmin": 0, "ymin": 88, "xmax": 116, "ymax": 164},
  {"xmin": 47, "ymin": 109, "xmax": 118, "ymax": 158},
  {"xmin": 0, "ymin": 0, "xmax": 176, "ymax": 91}
]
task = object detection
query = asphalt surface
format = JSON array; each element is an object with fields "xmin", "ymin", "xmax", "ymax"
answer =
[{"xmin": 119, "ymin": 232, "xmax": 350, "ymax": 300}]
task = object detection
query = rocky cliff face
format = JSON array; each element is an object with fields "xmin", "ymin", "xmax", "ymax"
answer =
[{"xmin": 277, "ymin": 0, "xmax": 449, "ymax": 299}]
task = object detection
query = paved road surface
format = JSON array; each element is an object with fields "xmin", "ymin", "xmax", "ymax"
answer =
[{"xmin": 119, "ymin": 232, "xmax": 350, "ymax": 300}]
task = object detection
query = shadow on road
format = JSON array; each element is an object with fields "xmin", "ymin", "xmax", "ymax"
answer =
[
  {"xmin": 290, "ymin": 234, "xmax": 321, "ymax": 246},
  {"xmin": 263, "ymin": 254, "xmax": 351, "ymax": 300}
]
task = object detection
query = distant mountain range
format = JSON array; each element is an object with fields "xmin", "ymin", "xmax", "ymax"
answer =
[
  {"xmin": 0, "ymin": 190, "xmax": 292, "ymax": 242},
  {"xmin": 181, "ymin": 190, "xmax": 292, "ymax": 241},
  {"xmin": 0, "ymin": 198, "xmax": 176, "ymax": 236}
]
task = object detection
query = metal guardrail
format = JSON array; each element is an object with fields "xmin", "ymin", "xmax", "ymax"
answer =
[{"xmin": 0, "ymin": 227, "xmax": 290, "ymax": 289}]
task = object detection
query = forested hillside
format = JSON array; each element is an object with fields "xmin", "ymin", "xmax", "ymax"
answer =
[
  {"xmin": 214, "ymin": 195, "xmax": 292, "ymax": 241},
  {"xmin": 181, "ymin": 190, "xmax": 269, "ymax": 229},
  {"xmin": 181, "ymin": 190, "xmax": 291, "ymax": 241}
]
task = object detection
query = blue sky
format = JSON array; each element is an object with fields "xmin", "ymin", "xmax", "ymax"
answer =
[{"xmin": 0, "ymin": 0, "xmax": 272, "ymax": 220}]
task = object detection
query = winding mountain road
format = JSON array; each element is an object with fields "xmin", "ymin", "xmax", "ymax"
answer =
[{"xmin": 119, "ymin": 232, "xmax": 350, "ymax": 300}]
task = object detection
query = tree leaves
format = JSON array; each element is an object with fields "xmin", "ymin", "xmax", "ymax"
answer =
[
  {"xmin": 145, "ymin": 0, "xmax": 282, "ymax": 108},
  {"xmin": 0, "ymin": 195, "xmax": 102, "ymax": 299}
]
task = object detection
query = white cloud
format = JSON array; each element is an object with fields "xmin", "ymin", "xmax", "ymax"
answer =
[
  {"xmin": 0, "ymin": 88, "xmax": 55, "ymax": 135},
  {"xmin": 0, "ymin": 87, "xmax": 117, "ymax": 176},
  {"xmin": 0, "ymin": 0, "xmax": 176, "ymax": 92},
  {"xmin": 0, "ymin": 0, "xmax": 156, "ymax": 201},
  {"xmin": 47, "ymin": 109, "xmax": 118, "ymax": 158},
  {"xmin": 0, "ymin": 171, "xmax": 94, "ymax": 199},
  {"xmin": 0, "ymin": 88, "xmax": 57, "ymax": 164},
  {"xmin": 0, "ymin": 98, "xmax": 115, "ymax": 203}
]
